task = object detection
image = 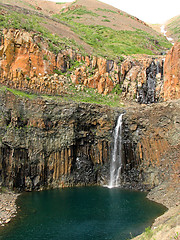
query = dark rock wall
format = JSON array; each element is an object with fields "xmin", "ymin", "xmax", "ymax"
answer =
[
  {"xmin": 0, "ymin": 90, "xmax": 119, "ymax": 191},
  {"xmin": 137, "ymin": 60, "xmax": 163, "ymax": 104},
  {"xmin": 122, "ymin": 100, "xmax": 180, "ymax": 191},
  {"xmin": 0, "ymin": 90, "xmax": 179, "ymax": 193}
]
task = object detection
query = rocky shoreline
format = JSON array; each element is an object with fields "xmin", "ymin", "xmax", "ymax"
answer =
[
  {"xmin": 147, "ymin": 184, "xmax": 180, "ymax": 209},
  {"xmin": 131, "ymin": 185, "xmax": 180, "ymax": 240},
  {"xmin": 0, "ymin": 191, "xmax": 19, "ymax": 227},
  {"xmin": 132, "ymin": 204, "xmax": 180, "ymax": 240}
]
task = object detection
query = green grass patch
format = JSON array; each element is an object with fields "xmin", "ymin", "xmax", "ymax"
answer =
[
  {"xmin": 0, "ymin": 85, "xmax": 124, "ymax": 108},
  {"xmin": 102, "ymin": 19, "xmax": 111, "ymax": 22},
  {"xmin": 144, "ymin": 227, "xmax": 153, "ymax": 238},
  {"xmin": 61, "ymin": 6, "xmax": 99, "ymax": 17},
  {"xmin": 43, "ymin": 54, "xmax": 48, "ymax": 61},
  {"xmin": 111, "ymin": 84, "xmax": 123, "ymax": 95},
  {"xmin": 1, "ymin": 86, "xmax": 37, "ymax": 99},
  {"xmin": 0, "ymin": 85, "xmax": 37, "ymax": 100},
  {"xmin": 96, "ymin": 8, "xmax": 117, "ymax": 14},
  {"xmin": 173, "ymin": 232, "xmax": 180, "ymax": 240},
  {"xmin": 53, "ymin": 10, "xmax": 172, "ymax": 58},
  {"xmin": 0, "ymin": 10, "xmax": 44, "ymax": 31},
  {"xmin": 44, "ymin": 85, "xmax": 124, "ymax": 107},
  {"xmin": 68, "ymin": 22, "xmax": 171, "ymax": 57}
]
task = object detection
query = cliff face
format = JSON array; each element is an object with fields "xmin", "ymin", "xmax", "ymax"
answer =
[
  {"xmin": 123, "ymin": 100, "xmax": 180, "ymax": 207},
  {"xmin": 0, "ymin": 29, "xmax": 179, "ymax": 202},
  {"xmin": 0, "ymin": 89, "xmax": 179, "ymax": 202},
  {"xmin": 163, "ymin": 42, "xmax": 180, "ymax": 101},
  {"xmin": 0, "ymin": 90, "xmax": 119, "ymax": 191},
  {"xmin": 0, "ymin": 29, "xmax": 169, "ymax": 102}
]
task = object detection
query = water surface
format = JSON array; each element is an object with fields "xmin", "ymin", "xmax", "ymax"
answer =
[{"xmin": 0, "ymin": 187, "xmax": 166, "ymax": 240}]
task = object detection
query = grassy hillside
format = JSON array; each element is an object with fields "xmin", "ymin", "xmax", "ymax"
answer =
[
  {"xmin": 165, "ymin": 15, "xmax": 180, "ymax": 42},
  {"xmin": 0, "ymin": 0, "xmax": 172, "ymax": 59}
]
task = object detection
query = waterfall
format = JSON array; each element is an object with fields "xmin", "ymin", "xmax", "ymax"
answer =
[{"xmin": 108, "ymin": 114, "xmax": 123, "ymax": 188}]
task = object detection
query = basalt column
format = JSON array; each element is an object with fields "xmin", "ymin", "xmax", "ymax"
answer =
[{"xmin": 0, "ymin": 91, "xmax": 118, "ymax": 191}]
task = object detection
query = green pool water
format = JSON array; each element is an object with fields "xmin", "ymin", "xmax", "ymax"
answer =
[{"xmin": 0, "ymin": 187, "xmax": 166, "ymax": 240}]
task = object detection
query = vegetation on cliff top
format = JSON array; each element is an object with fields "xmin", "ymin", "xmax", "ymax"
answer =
[
  {"xmin": 0, "ymin": 85, "xmax": 125, "ymax": 108},
  {"xmin": 0, "ymin": 5, "xmax": 84, "ymax": 54},
  {"xmin": 0, "ymin": 0, "xmax": 172, "ymax": 59},
  {"xmin": 54, "ymin": 13, "xmax": 170, "ymax": 57}
]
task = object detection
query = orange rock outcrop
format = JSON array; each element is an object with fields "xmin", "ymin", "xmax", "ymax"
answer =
[
  {"xmin": 0, "ymin": 29, "xmax": 119, "ymax": 95},
  {"xmin": 163, "ymin": 42, "xmax": 180, "ymax": 101},
  {"xmin": 0, "ymin": 29, "xmax": 179, "ymax": 102}
]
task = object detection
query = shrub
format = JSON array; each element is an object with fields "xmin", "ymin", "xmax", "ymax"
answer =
[
  {"xmin": 43, "ymin": 54, "xmax": 48, "ymax": 61},
  {"xmin": 102, "ymin": 19, "xmax": 111, "ymax": 22},
  {"xmin": 112, "ymin": 84, "xmax": 123, "ymax": 95},
  {"xmin": 95, "ymin": 8, "xmax": 117, "ymax": 14}
]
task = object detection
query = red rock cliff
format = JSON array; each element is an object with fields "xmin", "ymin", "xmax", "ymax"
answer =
[
  {"xmin": 0, "ymin": 29, "xmax": 179, "ymax": 102},
  {"xmin": 163, "ymin": 42, "xmax": 180, "ymax": 101}
]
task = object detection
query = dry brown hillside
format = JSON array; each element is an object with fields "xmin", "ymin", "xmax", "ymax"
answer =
[{"xmin": 0, "ymin": 0, "xmax": 71, "ymax": 15}]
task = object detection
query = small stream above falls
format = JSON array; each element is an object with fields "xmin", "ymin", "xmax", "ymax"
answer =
[{"xmin": 160, "ymin": 25, "xmax": 174, "ymax": 44}]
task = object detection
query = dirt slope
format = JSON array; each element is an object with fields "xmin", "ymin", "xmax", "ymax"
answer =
[
  {"xmin": 70, "ymin": 0, "xmax": 158, "ymax": 34},
  {"xmin": 0, "ymin": 0, "xmax": 71, "ymax": 15}
]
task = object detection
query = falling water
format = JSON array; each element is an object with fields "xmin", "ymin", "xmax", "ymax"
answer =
[{"xmin": 109, "ymin": 114, "xmax": 123, "ymax": 188}]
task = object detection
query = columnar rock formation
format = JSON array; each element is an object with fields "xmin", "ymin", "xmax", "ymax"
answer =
[
  {"xmin": 0, "ymin": 89, "xmax": 179, "ymax": 199},
  {"xmin": 163, "ymin": 42, "xmax": 180, "ymax": 101},
  {"xmin": 0, "ymin": 90, "xmax": 118, "ymax": 191},
  {"xmin": 1, "ymin": 29, "xmax": 178, "ymax": 102},
  {"xmin": 0, "ymin": 29, "xmax": 179, "ymax": 203},
  {"xmin": 123, "ymin": 100, "xmax": 180, "ymax": 206}
]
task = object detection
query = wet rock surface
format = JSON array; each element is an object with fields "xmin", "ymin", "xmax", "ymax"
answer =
[{"xmin": 137, "ymin": 60, "xmax": 163, "ymax": 104}]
